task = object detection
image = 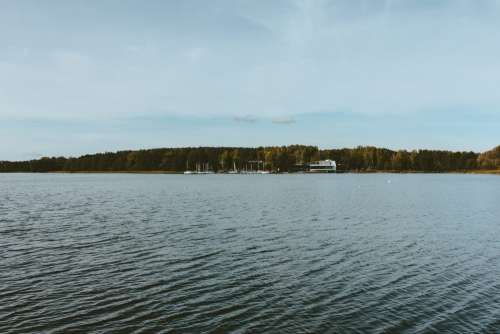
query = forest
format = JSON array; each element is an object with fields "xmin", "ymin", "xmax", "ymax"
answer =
[{"xmin": 0, "ymin": 145, "xmax": 499, "ymax": 173}]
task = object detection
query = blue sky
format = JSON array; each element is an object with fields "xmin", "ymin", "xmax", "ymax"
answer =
[{"xmin": 1, "ymin": 0, "xmax": 500, "ymax": 160}]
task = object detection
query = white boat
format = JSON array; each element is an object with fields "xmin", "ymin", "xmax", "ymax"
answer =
[
  {"xmin": 240, "ymin": 160, "xmax": 270, "ymax": 174},
  {"xmin": 308, "ymin": 159, "xmax": 336, "ymax": 173},
  {"xmin": 184, "ymin": 161, "xmax": 194, "ymax": 174},
  {"xmin": 184, "ymin": 162, "xmax": 214, "ymax": 174},
  {"xmin": 228, "ymin": 162, "xmax": 238, "ymax": 174}
]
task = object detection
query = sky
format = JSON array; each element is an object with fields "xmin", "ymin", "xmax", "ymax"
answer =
[{"xmin": 1, "ymin": 0, "xmax": 500, "ymax": 160}]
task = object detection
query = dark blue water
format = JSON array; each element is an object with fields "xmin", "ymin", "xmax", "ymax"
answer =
[{"xmin": 1, "ymin": 173, "xmax": 499, "ymax": 333}]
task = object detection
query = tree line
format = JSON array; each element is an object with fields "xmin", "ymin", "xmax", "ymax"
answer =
[{"xmin": 0, "ymin": 145, "xmax": 498, "ymax": 173}]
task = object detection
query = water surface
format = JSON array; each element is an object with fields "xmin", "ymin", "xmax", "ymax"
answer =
[{"xmin": 1, "ymin": 173, "xmax": 499, "ymax": 333}]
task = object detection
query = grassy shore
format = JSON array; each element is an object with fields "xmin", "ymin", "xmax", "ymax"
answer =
[
  {"xmin": 465, "ymin": 169, "xmax": 500, "ymax": 175},
  {"xmin": 52, "ymin": 170, "xmax": 183, "ymax": 174}
]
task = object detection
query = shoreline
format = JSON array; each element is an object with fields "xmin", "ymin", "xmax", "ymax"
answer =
[{"xmin": 1, "ymin": 170, "xmax": 499, "ymax": 175}]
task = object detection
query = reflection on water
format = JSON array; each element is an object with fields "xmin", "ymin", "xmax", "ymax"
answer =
[{"xmin": 1, "ymin": 173, "xmax": 500, "ymax": 333}]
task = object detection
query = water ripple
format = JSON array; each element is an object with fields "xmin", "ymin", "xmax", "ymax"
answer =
[{"xmin": 2, "ymin": 173, "xmax": 500, "ymax": 333}]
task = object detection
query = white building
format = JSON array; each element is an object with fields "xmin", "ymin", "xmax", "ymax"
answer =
[{"xmin": 308, "ymin": 159, "xmax": 336, "ymax": 173}]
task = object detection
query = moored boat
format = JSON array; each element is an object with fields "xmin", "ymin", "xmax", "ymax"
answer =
[{"xmin": 308, "ymin": 160, "xmax": 336, "ymax": 173}]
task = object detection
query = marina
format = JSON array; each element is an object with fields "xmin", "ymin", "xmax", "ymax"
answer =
[{"xmin": 183, "ymin": 160, "xmax": 338, "ymax": 174}]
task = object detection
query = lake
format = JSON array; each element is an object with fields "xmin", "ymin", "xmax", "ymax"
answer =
[{"xmin": 1, "ymin": 173, "xmax": 499, "ymax": 333}]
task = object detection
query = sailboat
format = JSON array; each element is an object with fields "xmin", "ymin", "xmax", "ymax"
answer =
[
  {"xmin": 228, "ymin": 162, "xmax": 238, "ymax": 174},
  {"xmin": 201, "ymin": 162, "xmax": 214, "ymax": 174},
  {"xmin": 184, "ymin": 161, "xmax": 194, "ymax": 174},
  {"xmin": 184, "ymin": 162, "xmax": 214, "ymax": 174},
  {"xmin": 257, "ymin": 161, "xmax": 270, "ymax": 174}
]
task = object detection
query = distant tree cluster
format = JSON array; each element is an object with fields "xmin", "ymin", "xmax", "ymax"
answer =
[
  {"xmin": 0, "ymin": 146, "xmax": 318, "ymax": 173},
  {"xmin": 320, "ymin": 146, "xmax": 482, "ymax": 172},
  {"xmin": 477, "ymin": 146, "xmax": 500, "ymax": 170},
  {"xmin": 0, "ymin": 145, "xmax": 498, "ymax": 173}
]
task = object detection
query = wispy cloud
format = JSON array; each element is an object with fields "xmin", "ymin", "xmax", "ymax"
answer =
[
  {"xmin": 233, "ymin": 115, "xmax": 258, "ymax": 123},
  {"xmin": 271, "ymin": 116, "xmax": 296, "ymax": 124},
  {"xmin": 184, "ymin": 47, "xmax": 208, "ymax": 62},
  {"xmin": 51, "ymin": 49, "xmax": 90, "ymax": 68}
]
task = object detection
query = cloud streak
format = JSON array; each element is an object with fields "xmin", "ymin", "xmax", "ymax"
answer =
[
  {"xmin": 272, "ymin": 116, "xmax": 296, "ymax": 124},
  {"xmin": 233, "ymin": 115, "xmax": 258, "ymax": 123}
]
